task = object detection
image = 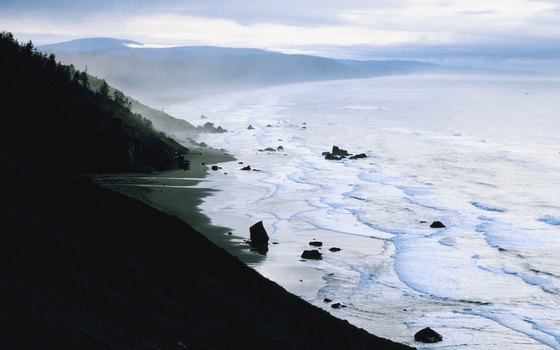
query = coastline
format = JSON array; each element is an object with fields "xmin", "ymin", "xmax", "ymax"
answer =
[
  {"xmin": 1, "ymin": 151, "xmax": 415, "ymax": 349},
  {"xmin": 99, "ymin": 146, "xmax": 339, "ymax": 300},
  {"xmin": 95, "ymin": 147, "xmax": 265, "ymax": 265}
]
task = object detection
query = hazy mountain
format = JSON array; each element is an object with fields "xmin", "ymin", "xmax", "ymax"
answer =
[
  {"xmin": 40, "ymin": 38, "xmax": 444, "ymax": 106},
  {"xmin": 40, "ymin": 37, "xmax": 142, "ymax": 52}
]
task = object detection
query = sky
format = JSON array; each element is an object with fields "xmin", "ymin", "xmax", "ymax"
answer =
[{"xmin": 1, "ymin": 0, "xmax": 560, "ymax": 69}]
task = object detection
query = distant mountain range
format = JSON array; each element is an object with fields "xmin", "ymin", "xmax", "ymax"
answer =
[{"xmin": 40, "ymin": 38, "xmax": 448, "ymax": 105}]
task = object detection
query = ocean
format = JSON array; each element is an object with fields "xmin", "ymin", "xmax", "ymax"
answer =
[{"xmin": 167, "ymin": 74, "xmax": 560, "ymax": 349}]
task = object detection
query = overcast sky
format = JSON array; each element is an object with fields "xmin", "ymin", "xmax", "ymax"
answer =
[{"xmin": 2, "ymin": 0, "xmax": 560, "ymax": 67}]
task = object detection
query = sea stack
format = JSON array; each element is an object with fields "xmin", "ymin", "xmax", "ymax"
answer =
[{"xmin": 249, "ymin": 221, "xmax": 270, "ymax": 253}]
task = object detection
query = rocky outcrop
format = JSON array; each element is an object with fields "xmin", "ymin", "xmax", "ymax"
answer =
[
  {"xmin": 198, "ymin": 121, "xmax": 227, "ymax": 133},
  {"xmin": 323, "ymin": 145, "xmax": 367, "ymax": 161},
  {"xmin": 414, "ymin": 327, "xmax": 442, "ymax": 343},
  {"xmin": 331, "ymin": 146, "xmax": 349, "ymax": 157}
]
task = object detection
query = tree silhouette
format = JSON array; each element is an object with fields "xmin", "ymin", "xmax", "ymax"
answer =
[{"xmin": 98, "ymin": 79, "xmax": 110, "ymax": 98}]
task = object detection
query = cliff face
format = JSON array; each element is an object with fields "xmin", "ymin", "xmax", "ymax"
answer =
[{"xmin": 0, "ymin": 31, "xmax": 188, "ymax": 174}]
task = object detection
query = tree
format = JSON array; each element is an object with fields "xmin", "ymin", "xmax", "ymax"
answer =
[
  {"xmin": 80, "ymin": 69, "xmax": 90, "ymax": 90},
  {"xmin": 98, "ymin": 79, "xmax": 110, "ymax": 98},
  {"xmin": 113, "ymin": 89, "xmax": 131, "ymax": 111}
]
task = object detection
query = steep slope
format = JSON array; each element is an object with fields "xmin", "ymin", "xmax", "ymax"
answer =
[{"xmin": 1, "ymin": 33, "xmax": 188, "ymax": 173}]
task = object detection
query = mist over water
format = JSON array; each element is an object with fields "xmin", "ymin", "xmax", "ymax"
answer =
[{"xmin": 167, "ymin": 74, "xmax": 560, "ymax": 349}]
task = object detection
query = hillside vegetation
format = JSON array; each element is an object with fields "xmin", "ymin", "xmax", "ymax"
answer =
[{"xmin": 0, "ymin": 32, "xmax": 189, "ymax": 173}]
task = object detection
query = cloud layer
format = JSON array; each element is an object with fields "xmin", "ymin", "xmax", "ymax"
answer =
[{"xmin": 2, "ymin": 0, "xmax": 559, "ymax": 65}]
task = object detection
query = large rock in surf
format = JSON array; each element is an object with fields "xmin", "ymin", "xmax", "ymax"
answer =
[
  {"xmin": 414, "ymin": 327, "xmax": 442, "ymax": 343},
  {"xmin": 331, "ymin": 145, "xmax": 349, "ymax": 156},
  {"xmin": 301, "ymin": 250, "xmax": 322, "ymax": 260},
  {"xmin": 249, "ymin": 221, "xmax": 269, "ymax": 249},
  {"xmin": 324, "ymin": 154, "xmax": 343, "ymax": 160}
]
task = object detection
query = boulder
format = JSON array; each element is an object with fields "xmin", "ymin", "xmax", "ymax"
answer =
[
  {"xmin": 430, "ymin": 221, "xmax": 446, "ymax": 228},
  {"xmin": 331, "ymin": 303, "xmax": 342, "ymax": 309},
  {"xmin": 414, "ymin": 327, "xmax": 442, "ymax": 343},
  {"xmin": 323, "ymin": 298, "xmax": 332, "ymax": 303},
  {"xmin": 247, "ymin": 125, "xmax": 255, "ymax": 130},
  {"xmin": 241, "ymin": 165, "xmax": 251, "ymax": 171},
  {"xmin": 301, "ymin": 250, "xmax": 322, "ymax": 260},
  {"xmin": 309, "ymin": 241, "xmax": 323, "ymax": 247},
  {"xmin": 249, "ymin": 221, "xmax": 269, "ymax": 245},
  {"xmin": 349, "ymin": 153, "xmax": 367, "ymax": 160},
  {"xmin": 329, "ymin": 247, "xmax": 341, "ymax": 252},
  {"xmin": 277, "ymin": 145, "xmax": 284, "ymax": 151},
  {"xmin": 211, "ymin": 165, "xmax": 219, "ymax": 171},
  {"xmin": 249, "ymin": 221, "xmax": 269, "ymax": 253}
]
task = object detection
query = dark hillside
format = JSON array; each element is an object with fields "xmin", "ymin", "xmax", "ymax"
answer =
[{"xmin": 0, "ymin": 32, "xmax": 187, "ymax": 174}]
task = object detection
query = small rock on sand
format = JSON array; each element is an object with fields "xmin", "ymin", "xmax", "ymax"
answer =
[{"xmin": 414, "ymin": 327, "xmax": 443, "ymax": 343}]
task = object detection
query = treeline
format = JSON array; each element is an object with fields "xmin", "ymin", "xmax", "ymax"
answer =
[{"xmin": 0, "ymin": 31, "xmax": 189, "ymax": 173}]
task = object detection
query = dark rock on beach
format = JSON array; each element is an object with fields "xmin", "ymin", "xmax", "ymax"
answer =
[
  {"xmin": 414, "ymin": 327, "xmax": 443, "ymax": 343},
  {"xmin": 430, "ymin": 221, "xmax": 446, "ymax": 228},
  {"xmin": 249, "ymin": 221, "xmax": 270, "ymax": 250},
  {"xmin": 301, "ymin": 250, "xmax": 322, "ymax": 260},
  {"xmin": 349, "ymin": 153, "xmax": 368, "ymax": 159},
  {"xmin": 309, "ymin": 241, "xmax": 323, "ymax": 247}
]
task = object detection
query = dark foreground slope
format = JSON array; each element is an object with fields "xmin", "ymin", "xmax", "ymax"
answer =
[
  {"xmin": 0, "ymin": 32, "xmax": 414, "ymax": 349},
  {"xmin": 0, "ymin": 33, "xmax": 187, "ymax": 174},
  {"xmin": 1, "ymin": 156, "xmax": 414, "ymax": 350}
]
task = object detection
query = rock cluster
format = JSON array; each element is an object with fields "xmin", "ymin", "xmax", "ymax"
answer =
[{"xmin": 322, "ymin": 145, "xmax": 368, "ymax": 161}]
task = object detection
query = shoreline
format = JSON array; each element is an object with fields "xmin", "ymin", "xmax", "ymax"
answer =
[
  {"xmin": 100, "ymin": 146, "xmax": 338, "ymax": 300},
  {"xmin": 1, "ymin": 151, "xmax": 415, "ymax": 349},
  {"xmin": 95, "ymin": 147, "xmax": 265, "ymax": 265}
]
